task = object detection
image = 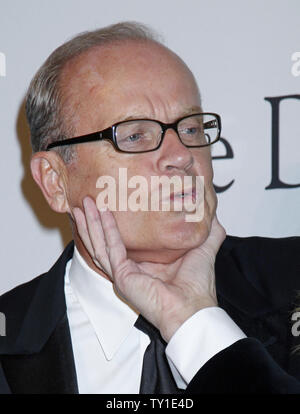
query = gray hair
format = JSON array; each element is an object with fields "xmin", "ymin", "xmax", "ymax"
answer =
[{"xmin": 25, "ymin": 21, "xmax": 162, "ymax": 162}]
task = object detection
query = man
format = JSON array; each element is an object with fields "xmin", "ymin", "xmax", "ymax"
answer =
[{"xmin": 1, "ymin": 22, "xmax": 300, "ymax": 394}]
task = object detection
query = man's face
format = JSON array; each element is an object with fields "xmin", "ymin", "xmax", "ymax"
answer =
[{"xmin": 62, "ymin": 41, "xmax": 217, "ymax": 262}]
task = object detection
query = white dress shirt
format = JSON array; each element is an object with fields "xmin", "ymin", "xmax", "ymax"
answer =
[{"xmin": 65, "ymin": 247, "xmax": 246, "ymax": 393}]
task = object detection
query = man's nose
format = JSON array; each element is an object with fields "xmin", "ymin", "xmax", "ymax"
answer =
[{"xmin": 157, "ymin": 128, "xmax": 193, "ymax": 173}]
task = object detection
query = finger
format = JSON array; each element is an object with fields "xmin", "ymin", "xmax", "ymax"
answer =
[
  {"xmin": 73, "ymin": 207, "xmax": 94, "ymax": 256},
  {"xmin": 82, "ymin": 197, "xmax": 112, "ymax": 274},
  {"xmin": 73, "ymin": 206, "xmax": 107, "ymax": 271},
  {"xmin": 99, "ymin": 208, "xmax": 127, "ymax": 275},
  {"xmin": 204, "ymin": 215, "xmax": 226, "ymax": 255}
]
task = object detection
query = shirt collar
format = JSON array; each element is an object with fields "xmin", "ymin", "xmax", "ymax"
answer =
[{"xmin": 68, "ymin": 246, "xmax": 139, "ymax": 361}]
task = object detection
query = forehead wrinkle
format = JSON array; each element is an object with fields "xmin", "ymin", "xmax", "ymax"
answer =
[
  {"xmin": 101, "ymin": 93, "xmax": 166, "ymax": 125},
  {"xmin": 114, "ymin": 90, "xmax": 201, "ymax": 122}
]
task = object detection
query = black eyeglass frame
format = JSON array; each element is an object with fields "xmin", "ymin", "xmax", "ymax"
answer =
[{"xmin": 46, "ymin": 112, "xmax": 221, "ymax": 153}]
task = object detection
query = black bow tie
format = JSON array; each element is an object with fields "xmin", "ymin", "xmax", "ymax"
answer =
[{"xmin": 134, "ymin": 314, "xmax": 183, "ymax": 394}]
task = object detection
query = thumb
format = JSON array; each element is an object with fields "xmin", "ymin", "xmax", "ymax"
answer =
[{"xmin": 202, "ymin": 216, "xmax": 226, "ymax": 256}]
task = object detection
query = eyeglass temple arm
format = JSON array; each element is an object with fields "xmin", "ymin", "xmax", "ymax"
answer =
[
  {"xmin": 203, "ymin": 119, "xmax": 219, "ymax": 129},
  {"xmin": 46, "ymin": 127, "xmax": 113, "ymax": 150}
]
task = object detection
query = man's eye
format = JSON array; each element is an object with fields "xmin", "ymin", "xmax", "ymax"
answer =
[
  {"xmin": 181, "ymin": 127, "xmax": 199, "ymax": 135},
  {"xmin": 126, "ymin": 133, "xmax": 143, "ymax": 142}
]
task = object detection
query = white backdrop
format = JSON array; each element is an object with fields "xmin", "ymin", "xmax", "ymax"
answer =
[{"xmin": 0, "ymin": 0, "xmax": 299, "ymax": 294}]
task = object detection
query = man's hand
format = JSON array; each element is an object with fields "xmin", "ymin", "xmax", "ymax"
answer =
[{"xmin": 73, "ymin": 197, "xmax": 226, "ymax": 342}]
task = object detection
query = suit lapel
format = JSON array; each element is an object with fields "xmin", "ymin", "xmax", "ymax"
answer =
[
  {"xmin": 1, "ymin": 314, "xmax": 78, "ymax": 394},
  {"xmin": 0, "ymin": 242, "xmax": 78, "ymax": 393}
]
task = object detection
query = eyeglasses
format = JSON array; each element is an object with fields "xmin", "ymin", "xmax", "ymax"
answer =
[{"xmin": 46, "ymin": 112, "xmax": 221, "ymax": 153}]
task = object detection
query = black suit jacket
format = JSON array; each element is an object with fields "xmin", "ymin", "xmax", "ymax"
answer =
[{"xmin": 1, "ymin": 236, "xmax": 300, "ymax": 394}]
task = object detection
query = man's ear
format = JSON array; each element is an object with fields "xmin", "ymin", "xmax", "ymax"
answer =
[{"xmin": 30, "ymin": 151, "xmax": 70, "ymax": 213}]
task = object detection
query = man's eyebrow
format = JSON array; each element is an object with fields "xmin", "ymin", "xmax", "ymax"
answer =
[
  {"xmin": 118, "ymin": 107, "xmax": 203, "ymax": 123},
  {"xmin": 181, "ymin": 106, "xmax": 203, "ymax": 116}
]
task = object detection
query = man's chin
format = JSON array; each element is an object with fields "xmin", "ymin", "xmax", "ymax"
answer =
[
  {"xmin": 126, "ymin": 220, "xmax": 210, "ymax": 264},
  {"xmin": 126, "ymin": 245, "xmax": 194, "ymax": 264}
]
